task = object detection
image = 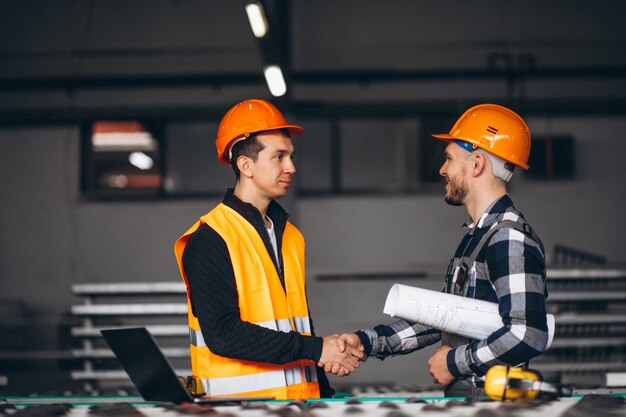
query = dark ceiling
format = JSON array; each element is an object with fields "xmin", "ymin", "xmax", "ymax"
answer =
[{"xmin": 1, "ymin": 0, "xmax": 626, "ymax": 125}]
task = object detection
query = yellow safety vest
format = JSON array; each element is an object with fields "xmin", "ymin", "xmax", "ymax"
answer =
[{"xmin": 174, "ymin": 203, "xmax": 320, "ymax": 400}]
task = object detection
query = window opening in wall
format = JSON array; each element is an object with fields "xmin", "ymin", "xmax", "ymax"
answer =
[
  {"xmin": 81, "ymin": 116, "xmax": 451, "ymax": 200},
  {"xmin": 82, "ymin": 120, "xmax": 162, "ymax": 199},
  {"xmin": 164, "ymin": 121, "xmax": 231, "ymax": 196},
  {"xmin": 420, "ymin": 115, "xmax": 453, "ymax": 183},
  {"xmin": 524, "ymin": 135, "xmax": 575, "ymax": 180},
  {"xmin": 292, "ymin": 120, "xmax": 334, "ymax": 194}
]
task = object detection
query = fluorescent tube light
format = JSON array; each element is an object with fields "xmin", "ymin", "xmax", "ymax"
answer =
[
  {"xmin": 245, "ymin": 2, "xmax": 268, "ymax": 38},
  {"xmin": 263, "ymin": 65, "xmax": 287, "ymax": 97},
  {"xmin": 129, "ymin": 151, "xmax": 154, "ymax": 170}
]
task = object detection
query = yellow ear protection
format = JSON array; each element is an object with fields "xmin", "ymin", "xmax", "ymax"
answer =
[{"xmin": 484, "ymin": 365, "xmax": 573, "ymax": 401}]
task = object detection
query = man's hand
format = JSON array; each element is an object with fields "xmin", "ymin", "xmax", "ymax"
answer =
[
  {"xmin": 336, "ymin": 333, "xmax": 365, "ymax": 356},
  {"xmin": 427, "ymin": 345, "xmax": 454, "ymax": 388},
  {"xmin": 318, "ymin": 334, "xmax": 365, "ymax": 376},
  {"xmin": 323, "ymin": 333, "xmax": 367, "ymax": 376}
]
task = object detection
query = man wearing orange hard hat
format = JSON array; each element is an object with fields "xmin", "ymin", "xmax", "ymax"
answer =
[
  {"xmin": 174, "ymin": 99, "xmax": 364, "ymax": 400},
  {"xmin": 333, "ymin": 104, "xmax": 549, "ymax": 398}
]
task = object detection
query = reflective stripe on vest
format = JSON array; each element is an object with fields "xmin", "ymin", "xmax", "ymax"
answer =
[
  {"xmin": 189, "ymin": 327, "xmax": 205, "ymax": 347},
  {"xmin": 304, "ymin": 365, "xmax": 318, "ymax": 383},
  {"xmin": 189, "ymin": 316, "xmax": 311, "ymax": 348},
  {"xmin": 201, "ymin": 365, "xmax": 318, "ymax": 396},
  {"xmin": 292, "ymin": 316, "xmax": 311, "ymax": 334},
  {"xmin": 257, "ymin": 318, "xmax": 295, "ymax": 333}
]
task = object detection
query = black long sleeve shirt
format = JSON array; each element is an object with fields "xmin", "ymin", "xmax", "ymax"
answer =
[{"xmin": 181, "ymin": 190, "xmax": 334, "ymax": 396}]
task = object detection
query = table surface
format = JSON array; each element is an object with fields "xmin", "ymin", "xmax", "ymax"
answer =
[{"xmin": 2, "ymin": 393, "xmax": 626, "ymax": 417}]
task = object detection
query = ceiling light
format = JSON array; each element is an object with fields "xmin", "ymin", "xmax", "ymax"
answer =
[
  {"xmin": 245, "ymin": 1, "xmax": 268, "ymax": 38},
  {"xmin": 263, "ymin": 65, "xmax": 287, "ymax": 97},
  {"xmin": 129, "ymin": 151, "xmax": 154, "ymax": 170}
]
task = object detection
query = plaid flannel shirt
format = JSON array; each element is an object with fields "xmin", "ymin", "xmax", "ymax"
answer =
[{"xmin": 357, "ymin": 195, "xmax": 549, "ymax": 378}]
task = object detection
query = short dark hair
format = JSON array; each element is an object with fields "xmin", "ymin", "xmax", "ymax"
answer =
[
  {"xmin": 230, "ymin": 129, "xmax": 290, "ymax": 179},
  {"xmin": 230, "ymin": 134, "xmax": 265, "ymax": 179}
]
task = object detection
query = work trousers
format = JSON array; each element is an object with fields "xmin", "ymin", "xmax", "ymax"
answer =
[{"xmin": 444, "ymin": 377, "xmax": 485, "ymax": 398}]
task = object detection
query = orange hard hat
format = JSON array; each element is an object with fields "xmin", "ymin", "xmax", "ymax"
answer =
[
  {"xmin": 432, "ymin": 104, "xmax": 531, "ymax": 169},
  {"xmin": 215, "ymin": 99, "xmax": 304, "ymax": 164}
]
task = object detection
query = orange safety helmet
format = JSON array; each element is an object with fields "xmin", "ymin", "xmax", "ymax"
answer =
[
  {"xmin": 432, "ymin": 104, "xmax": 531, "ymax": 169},
  {"xmin": 215, "ymin": 99, "xmax": 304, "ymax": 164}
]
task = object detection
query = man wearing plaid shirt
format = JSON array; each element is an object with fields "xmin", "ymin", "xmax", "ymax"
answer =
[{"xmin": 328, "ymin": 104, "xmax": 550, "ymax": 397}]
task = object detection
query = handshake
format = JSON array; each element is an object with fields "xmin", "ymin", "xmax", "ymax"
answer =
[
  {"xmin": 317, "ymin": 333, "xmax": 455, "ymax": 387},
  {"xmin": 317, "ymin": 333, "xmax": 367, "ymax": 377}
]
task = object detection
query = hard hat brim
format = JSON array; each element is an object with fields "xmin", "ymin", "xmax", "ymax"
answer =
[
  {"xmin": 432, "ymin": 133, "xmax": 477, "ymax": 147},
  {"xmin": 432, "ymin": 133, "xmax": 529, "ymax": 169},
  {"xmin": 241, "ymin": 124, "xmax": 304, "ymax": 139},
  {"xmin": 274, "ymin": 124, "xmax": 304, "ymax": 137},
  {"xmin": 218, "ymin": 124, "xmax": 305, "ymax": 164},
  {"xmin": 432, "ymin": 133, "xmax": 456, "ymax": 142}
]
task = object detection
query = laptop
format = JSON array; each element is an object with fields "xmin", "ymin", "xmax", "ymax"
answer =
[{"xmin": 101, "ymin": 327, "xmax": 273, "ymax": 404}]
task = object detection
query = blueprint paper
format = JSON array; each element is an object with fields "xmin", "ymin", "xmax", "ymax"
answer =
[{"xmin": 383, "ymin": 283, "xmax": 554, "ymax": 349}]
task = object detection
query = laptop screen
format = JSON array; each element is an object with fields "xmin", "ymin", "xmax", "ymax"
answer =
[{"xmin": 101, "ymin": 327, "xmax": 192, "ymax": 403}]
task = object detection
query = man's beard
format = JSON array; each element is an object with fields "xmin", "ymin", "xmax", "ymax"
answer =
[{"xmin": 444, "ymin": 172, "xmax": 467, "ymax": 206}]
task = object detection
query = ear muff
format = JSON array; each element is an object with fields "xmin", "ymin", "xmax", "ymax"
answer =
[
  {"xmin": 484, "ymin": 365, "xmax": 572, "ymax": 401},
  {"xmin": 485, "ymin": 365, "xmax": 540, "ymax": 401}
]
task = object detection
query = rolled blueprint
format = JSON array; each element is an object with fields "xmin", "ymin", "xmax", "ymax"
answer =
[{"xmin": 383, "ymin": 283, "xmax": 555, "ymax": 349}]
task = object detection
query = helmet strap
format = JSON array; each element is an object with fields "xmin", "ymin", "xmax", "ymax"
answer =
[
  {"xmin": 454, "ymin": 140, "xmax": 513, "ymax": 182},
  {"xmin": 227, "ymin": 134, "xmax": 250, "ymax": 162},
  {"xmin": 475, "ymin": 148, "xmax": 514, "ymax": 182}
]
